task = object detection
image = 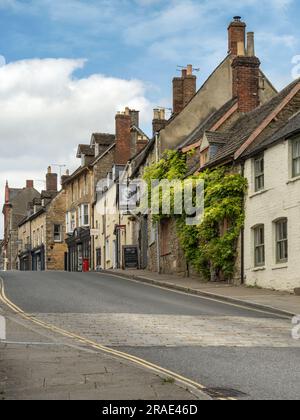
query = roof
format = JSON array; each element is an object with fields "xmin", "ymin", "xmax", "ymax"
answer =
[
  {"xmin": 91, "ymin": 133, "xmax": 115, "ymax": 145},
  {"xmin": 179, "ymin": 98, "xmax": 238, "ymax": 149},
  {"xmin": 244, "ymin": 111, "xmax": 300, "ymax": 157},
  {"xmin": 205, "ymin": 131, "xmax": 234, "ymax": 145},
  {"xmin": 76, "ymin": 144, "xmax": 95, "ymax": 158},
  {"xmin": 206, "ymin": 78, "xmax": 300, "ymax": 166},
  {"xmin": 129, "ymin": 138, "xmax": 155, "ymax": 178}
]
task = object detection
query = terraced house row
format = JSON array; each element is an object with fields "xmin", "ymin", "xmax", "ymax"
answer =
[{"xmin": 2, "ymin": 17, "xmax": 300, "ymax": 293}]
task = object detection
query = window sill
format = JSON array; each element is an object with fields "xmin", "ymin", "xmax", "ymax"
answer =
[
  {"xmin": 251, "ymin": 266, "xmax": 266, "ymax": 272},
  {"xmin": 249, "ymin": 189, "xmax": 269, "ymax": 199},
  {"xmin": 287, "ymin": 175, "xmax": 300, "ymax": 185},
  {"xmin": 272, "ymin": 264, "xmax": 288, "ymax": 271}
]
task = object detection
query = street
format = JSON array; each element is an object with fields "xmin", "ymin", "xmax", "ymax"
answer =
[{"xmin": 1, "ymin": 271, "xmax": 300, "ymax": 400}]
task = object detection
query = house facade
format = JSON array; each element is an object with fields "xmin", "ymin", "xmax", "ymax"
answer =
[
  {"xmin": 18, "ymin": 167, "xmax": 67, "ymax": 271},
  {"xmin": 2, "ymin": 180, "xmax": 40, "ymax": 270},
  {"xmin": 243, "ymin": 113, "xmax": 300, "ymax": 292}
]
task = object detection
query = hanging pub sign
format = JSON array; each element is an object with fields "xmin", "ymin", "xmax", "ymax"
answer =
[{"xmin": 123, "ymin": 245, "xmax": 139, "ymax": 269}]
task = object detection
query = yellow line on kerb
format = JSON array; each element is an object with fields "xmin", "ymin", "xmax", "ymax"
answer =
[{"xmin": 0, "ymin": 277, "xmax": 236, "ymax": 401}]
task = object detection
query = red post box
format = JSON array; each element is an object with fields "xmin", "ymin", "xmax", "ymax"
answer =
[{"xmin": 83, "ymin": 259, "xmax": 89, "ymax": 272}]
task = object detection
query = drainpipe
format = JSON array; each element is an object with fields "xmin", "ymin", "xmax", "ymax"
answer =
[
  {"xmin": 241, "ymin": 161, "xmax": 245, "ymax": 285},
  {"xmin": 155, "ymin": 132, "xmax": 161, "ymax": 274}
]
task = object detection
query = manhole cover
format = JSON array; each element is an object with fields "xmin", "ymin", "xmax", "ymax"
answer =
[{"xmin": 204, "ymin": 387, "xmax": 248, "ymax": 399}]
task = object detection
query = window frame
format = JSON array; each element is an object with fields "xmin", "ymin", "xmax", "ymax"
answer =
[
  {"xmin": 254, "ymin": 154, "xmax": 264, "ymax": 192},
  {"xmin": 53, "ymin": 224, "xmax": 62, "ymax": 243},
  {"xmin": 275, "ymin": 218, "xmax": 288, "ymax": 264},
  {"xmin": 291, "ymin": 136, "xmax": 300, "ymax": 178},
  {"xmin": 253, "ymin": 225, "xmax": 265, "ymax": 267}
]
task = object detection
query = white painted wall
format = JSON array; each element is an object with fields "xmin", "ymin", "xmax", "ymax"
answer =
[{"xmin": 244, "ymin": 139, "xmax": 300, "ymax": 292}]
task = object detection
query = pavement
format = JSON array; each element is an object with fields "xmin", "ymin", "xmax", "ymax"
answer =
[
  {"xmin": 1, "ymin": 271, "xmax": 299, "ymax": 400},
  {"xmin": 102, "ymin": 269, "xmax": 300, "ymax": 317},
  {"xmin": 0, "ymin": 308, "xmax": 203, "ymax": 401}
]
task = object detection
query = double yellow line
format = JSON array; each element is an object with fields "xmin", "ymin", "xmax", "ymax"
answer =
[{"xmin": 0, "ymin": 277, "xmax": 234, "ymax": 401}]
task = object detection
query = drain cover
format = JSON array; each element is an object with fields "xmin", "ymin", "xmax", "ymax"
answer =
[{"xmin": 204, "ymin": 387, "xmax": 248, "ymax": 399}]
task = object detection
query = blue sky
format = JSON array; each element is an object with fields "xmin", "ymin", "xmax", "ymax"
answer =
[{"xmin": 0, "ymin": 0, "xmax": 300, "ymax": 236}]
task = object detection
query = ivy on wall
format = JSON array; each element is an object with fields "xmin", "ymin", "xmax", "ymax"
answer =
[{"xmin": 143, "ymin": 150, "xmax": 248, "ymax": 280}]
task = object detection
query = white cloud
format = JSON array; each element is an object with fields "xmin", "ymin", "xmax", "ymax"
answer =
[{"xmin": 0, "ymin": 57, "xmax": 152, "ymax": 236}]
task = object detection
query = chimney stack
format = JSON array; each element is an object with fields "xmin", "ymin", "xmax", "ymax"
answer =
[
  {"xmin": 172, "ymin": 65, "xmax": 197, "ymax": 115},
  {"xmin": 46, "ymin": 166, "xmax": 58, "ymax": 192},
  {"xmin": 247, "ymin": 32, "xmax": 255, "ymax": 57},
  {"xmin": 232, "ymin": 52, "xmax": 261, "ymax": 113},
  {"xmin": 5, "ymin": 181, "xmax": 9, "ymax": 203},
  {"xmin": 228, "ymin": 16, "xmax": 246, "ymax": 56},
  {"xmin": 26, "ymin": 180, "xmax": 34, "ymax": 189},
  {"xmin": 152, "ymin": 108, "xmax": 168, "ymax": 136},
  {"xmin": 115, "ymin": 108, "xmax": 132, "ymax": 165},
  {"xmin": 129, "ymin": 109, "xmax": 140, "ymax": 128}
]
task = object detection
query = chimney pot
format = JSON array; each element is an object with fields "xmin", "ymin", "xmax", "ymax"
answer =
[
  {"xmin": 186, "ymin": 64, "xmax": 193, "ymax": 76},
  {"xmin": 26, "ymin": 180, "xmax": 34, "ymax": 189},
  {"xmin": 247, "ymin": 32, "xmax": 255, "ymax": 57},
  {"xmin": 237, "ymin": 41, "xmax": 245, "ymax": 56}
]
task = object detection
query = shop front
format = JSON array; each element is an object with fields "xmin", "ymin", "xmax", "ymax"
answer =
[
  {"xmin": 31, "ymin": 245, "xmax": 45, "ymax": 271},
  {"xmin": 19, "ymin": 251, "xmax": 31, "ymax": 271},
  {"xmin": 66, "ymin": 228, "xmax": 91, "ymax": 272}
]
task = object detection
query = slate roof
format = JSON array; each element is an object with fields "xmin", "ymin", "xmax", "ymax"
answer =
[
  {"xmin": 206, "ymin": 78, "xmax": 300, "ymax": 166},
  {"xmin": 244, "ymin": 111, "xmax": 300, "ymax": 157},
  {"xmin": 179, "ymin": 98, "xmax": 238, "ymax": 149},
  {"xmin": 77, "ymin": 144, "xmax": 95, "ymax": 158},
  {"xmin": 92, "ymin": 133, "xmax": 115, "ymax": 145},
  {"xmin": 205, "ymin": 131, "xmax": 234, "ymax": 145}
]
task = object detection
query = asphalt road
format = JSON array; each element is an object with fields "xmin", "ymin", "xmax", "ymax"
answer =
[{"xmin": 1, "ymin": 270, "xmax": 299, "ymax": 400}]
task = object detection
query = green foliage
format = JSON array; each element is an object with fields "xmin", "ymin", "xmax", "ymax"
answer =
[{"xmin": 143, "ymin": 152, "xmax": 248, "ymax": 280}]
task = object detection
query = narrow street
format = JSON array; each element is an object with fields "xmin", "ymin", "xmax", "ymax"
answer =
[{"xmin": 1, "ymin": 271, "xmax": 299, "ymax": 400}]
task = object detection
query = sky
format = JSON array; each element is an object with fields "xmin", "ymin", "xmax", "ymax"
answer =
[{"xmin": 0, "ymin": 0, "xmax": 300, "ymax": 236}]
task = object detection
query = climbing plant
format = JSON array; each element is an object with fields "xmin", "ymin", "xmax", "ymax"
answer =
[{"xmin": 143, "ymin": 151, "xmax": 248, "ymax": 280}]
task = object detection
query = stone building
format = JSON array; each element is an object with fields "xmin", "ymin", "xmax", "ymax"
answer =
[
  {"xmin": 63, "ymin": 107, "xmax": 148, "ymax": 272},
  {"xmin": 93, "ymin": 108, "xmax": 149, "ymax": 270},
  {"xmin": 2, "ymin": 180, "xmax": 40, "ymax": 270},
  {"xmin": 0, "ymin": 239, "xmax": 4, "ymax": 270},
  {"xmin": 18, "ymin": 167, "xmax": 67, "ymax": 271},
  {"xmin": 144, "ymin": 17, "xmax": 277, "ymax": 277}
]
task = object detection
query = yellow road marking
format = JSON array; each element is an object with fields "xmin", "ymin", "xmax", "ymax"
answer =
[{"xmin": 0, "ymin": 276, "xmax": 236, "ymax": 401}]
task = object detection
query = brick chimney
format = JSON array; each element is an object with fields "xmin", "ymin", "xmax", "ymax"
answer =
[
  {"xmin": 115, "ymin": 108, "xmax": 132, "ymax": 165},
  {"xmin": 152, "ymin": 109, "xmax": 168, "ymax": 136},
  {"xmin": 232, "ymin": 32, "xmax": 260, "ymax": 113},
  {"xmin": 5, "ymin": 181, "xmax": 9, "ymax": 203},
  {"xmin": 46, "ymin": 166, "xmax": 58, "ymax": 192},
  {"xmin": 172, "ymin": 65, "xmax": 197, "ymax": 115},
  {"xmin": 228, "ymin": 16, "xmax": 246, "ymax": 56},
  {"xmin": 26, "ymin": 180, "xmax": 34, "ymax": 189}
]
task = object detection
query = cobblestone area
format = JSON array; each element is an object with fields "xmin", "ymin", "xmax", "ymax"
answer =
[
  {"xmin": 33, "ymin": 313, "xmax": 300, "ymax": 348},
  {"xmin": 0, "ymin": 316, "xmax": 203, "ymax": 400}
]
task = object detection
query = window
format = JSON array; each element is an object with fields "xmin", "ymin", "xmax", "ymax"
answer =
[
  {"xmin": 253, "ymin": 225, "xmax": 265, "ymax": 267},
  {"xmin": 275, "ymin": 219, "xmax": 288, "ymax": 263},
  {"xmin": 70, "ymin": 211, "xmax": 76, "ymax": 231},
  {"xmin": 254, "ymin": 155, "xmax": 264, "ymax": 192},
  {"xmin": 292, "ymin": 137, "xmax": 300, "ymax": 178},
  {"xmin": 105, "ymin": 238, "xmax": 110, "ymax": 261},
  {"xmin": 54, "ymin": 224, "xmax": 62, "ymax": 242},
  {"xmin": 82, "ymin": 204, "xmax": 89, "ymax": 226}
]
